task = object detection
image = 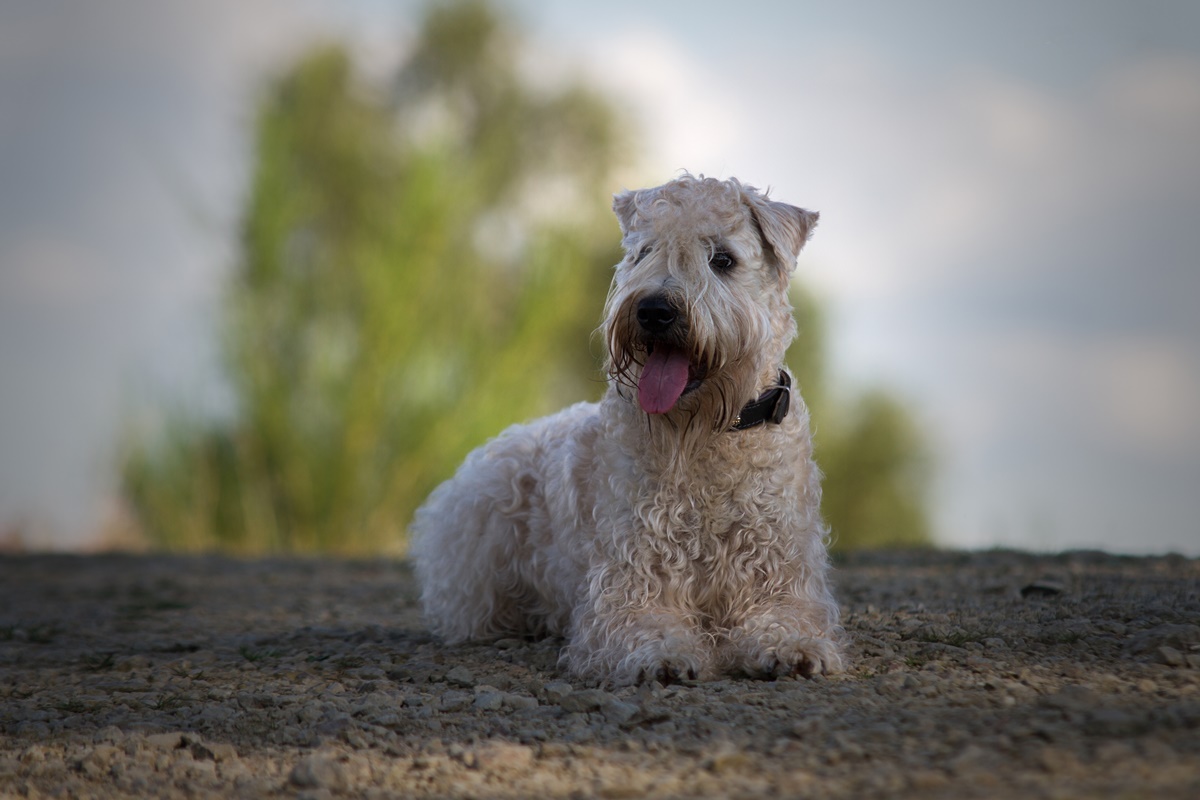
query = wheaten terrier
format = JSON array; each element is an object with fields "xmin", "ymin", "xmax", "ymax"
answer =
[{"xmin": 411, "ymin": 175, "xmax": 843, "ymax": 685}]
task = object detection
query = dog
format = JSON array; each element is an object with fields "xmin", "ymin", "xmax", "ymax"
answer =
[{"xmin": 411, "ymin": 175, "xmax": 842, "ymax": 685}]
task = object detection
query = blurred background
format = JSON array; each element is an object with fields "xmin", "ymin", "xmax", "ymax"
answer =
[{"xmin": 1, "ymin": 0, "xmax": 1197, "ymax": 556}]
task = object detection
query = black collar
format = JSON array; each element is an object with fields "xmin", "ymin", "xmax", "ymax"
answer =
[{"xmin": 730, "ymin": 370, "xmax": 792, "ymax": 431}]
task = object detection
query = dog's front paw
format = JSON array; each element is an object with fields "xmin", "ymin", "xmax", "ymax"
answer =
[
  {"xmin": 636, "ymin": 656, "xmax": 698, "ymax": 686},
  {"xmin": 615, "ymin": 643, "xmax": 705, "ymax": 686},
  {"xmin": 746, "ymin": 636, "xmax": 843, "ymax": 680}
]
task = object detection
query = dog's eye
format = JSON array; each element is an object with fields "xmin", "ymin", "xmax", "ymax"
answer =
[
  {"xmin": 635, "ymin": 245, "xmax": 652, "ymax": 263},
  {"xmin": 709, "ymin": 250, "xmax": 736, "ymax": 273}
]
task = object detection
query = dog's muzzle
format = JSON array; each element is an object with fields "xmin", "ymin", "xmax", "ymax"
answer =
[
  {"xmin": 636, "ymin": 294, "xmax": 678, "ymax": 335},
  {"xmin": 631, "ymin": 294, "xmax": 695, "ymax": 414}
]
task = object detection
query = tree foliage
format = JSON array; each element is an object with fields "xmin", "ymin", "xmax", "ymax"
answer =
[
  {"xmin": 121, "ymin": 0, "xmax": 930, "ymax": 553},
  {"xmin": 122, "ymin": 2, "xmax": 621, "ymax": 553}
]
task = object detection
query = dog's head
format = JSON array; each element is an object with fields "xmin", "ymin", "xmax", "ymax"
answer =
[{"xmin": 603, "ymin": 175, "xmax": 818, "ymax": 432}]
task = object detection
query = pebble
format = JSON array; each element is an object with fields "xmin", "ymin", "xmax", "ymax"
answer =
[
  {"xmin": 602, "ymin": 700, "xmax": 640, "ymax": 726},
  {"xmin": 1021, "ymin": 579, "xmax": 1066, "ymax": 598},
  {"xmin": 543, "ymin": 680, "xmax": 574, "ymax": 704},
  {"xmin": 1156, "ymin": 646, "xmax": 1184, "ymax": 667},
  {"xmin": 558, "ymin": 688, "xmax": 612, "ymax": 713},
  {"xmin": 503, "ymin": 693, "xmax": 540, "ymax": 711},
  {"xmin": 472, "ymin": 692, "xmax": 504, "ymax": 711},
  {"xmin": 438, "ymin": 691, "xmax": 474, "ymax": 712},
  {"xmin": 443, "ymin": 666, "xmax": 476, "ymax": 687}
]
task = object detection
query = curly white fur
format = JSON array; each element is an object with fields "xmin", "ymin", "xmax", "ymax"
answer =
[{"xmin": 411, "ymin": 175, "xmax": 843, "ymax": 685}]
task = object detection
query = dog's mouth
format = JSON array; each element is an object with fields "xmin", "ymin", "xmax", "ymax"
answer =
[{"xmin": 638, "ymin": 343, "xmax": 707, "ymax": 415}]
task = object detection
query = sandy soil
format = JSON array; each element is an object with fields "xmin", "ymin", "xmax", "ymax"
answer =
[{"xmin": 1, "ymin": 549, "xmax": 1198, "ymax": 798}]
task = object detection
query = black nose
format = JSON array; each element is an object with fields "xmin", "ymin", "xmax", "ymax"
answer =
[{"xmin": 636, "ymin": 295, "xmax": 678, "ymax": 334}]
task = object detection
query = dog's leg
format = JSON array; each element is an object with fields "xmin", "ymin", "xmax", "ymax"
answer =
[
  {"xmin": 412, "ymin": 490, "xmax": 530, "ymax": 642},
  {"xmin": 411, "ymin": 435, "xmax": 553, "ymax": 642},
  {"xmin": 725, "ymin": 596, "xmax": 843, "ymax": 679},
  {"xmin": 564, "ymin": 561, "xmax": 715, "ymax": 686}
]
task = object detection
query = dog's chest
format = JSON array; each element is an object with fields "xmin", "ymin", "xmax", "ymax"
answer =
[
  {"xmin": 640, "ymin": 451, "xmax": 804, "ymax": 552},
  {"xmin": 630, "ymin": 440, "xmax": 811, "ymax": 612}
]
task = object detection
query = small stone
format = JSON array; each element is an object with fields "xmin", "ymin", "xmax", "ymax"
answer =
[
  {"xmin": 387, "ymin": 661, "xmax": 445, "ymax": 684},
  {"xmin": 473, "ymin": 692, "xmax": 504, "ymax": 711},
  {"xmin": 603, "ymin": 700, "xmax": 640, "ymax": 726},
  {"xmin": 1021, "ymin": 580, "xmax": 1065, "ymax": 598},
  {"xmin": 543, "ymin": 681, "xmax": 574, "ymax": 705},
  {"xmin": 1156, "ymin": 646, "xmax": 1185, "ymax": 667},
  {"xmin": 503, "ymin": 693, "xmax": 539, "ymax": 711},
  {"xmin": 313, "ymin": 715, "xmax": 356, "ymax": 744},
  {"xmin": 494, "ymin": 638, "xmax": 523, "ymax": 650},
  {"xmin": 625, "ymin": 705, "xmax": 671, "ymax": 728},
  {"xmin": 348, "ymin": 666, "xmax": 386, "ymax": 681},
  {"xmin": 439, "ymin": 691, "xmax": 474, "ymax": 712},
  {"xmin": 444, "ymin": 666, "xmax": 476, "ymax": 687},
  {"xmin": 559, "ymin": 688, "xmax": 611, "ymax": 713}
]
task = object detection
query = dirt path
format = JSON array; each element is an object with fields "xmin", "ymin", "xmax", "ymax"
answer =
[{"xmin": 1, "ymin": 550, "xmax": 1198, "ymax": 798}]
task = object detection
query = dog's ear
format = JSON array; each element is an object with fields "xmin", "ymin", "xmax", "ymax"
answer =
[
  {"xmin": 612, "ymin": 190, "xmax": 639, "ymax": 236},
  {"xmin": 745, "ymin": 193, "xmax": 819, "ymax": 280}
]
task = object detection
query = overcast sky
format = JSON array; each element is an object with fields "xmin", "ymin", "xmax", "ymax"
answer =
[{"xmin": 2, "ymin": 0, "xmax": 1198, "ymax": 555}]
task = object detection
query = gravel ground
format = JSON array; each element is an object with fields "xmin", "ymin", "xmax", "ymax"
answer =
[{"xmin": 1, "ymin": 549, "xmax": 1198, "ymax": 799}]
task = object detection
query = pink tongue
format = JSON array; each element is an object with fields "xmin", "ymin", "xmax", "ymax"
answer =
[{"xmin": 638, "ymin": 346, "xmax": 690, "ymax": 414}]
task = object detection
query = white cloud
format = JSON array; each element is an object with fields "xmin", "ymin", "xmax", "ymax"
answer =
[
  {"xmin": 1088, "ymin": 339, "xmax": 1200, "ymax": 457},
  {"xmin": 575, "ymin": 27, "xmax": 743, "ymax": 181},
  {"xmin": 1107, "ymin": 54, "xmax": 1200, "ymax": 124},
  {"xmin": 0, "ymin": 237, "xmax": 103, "ymax": 309}
]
